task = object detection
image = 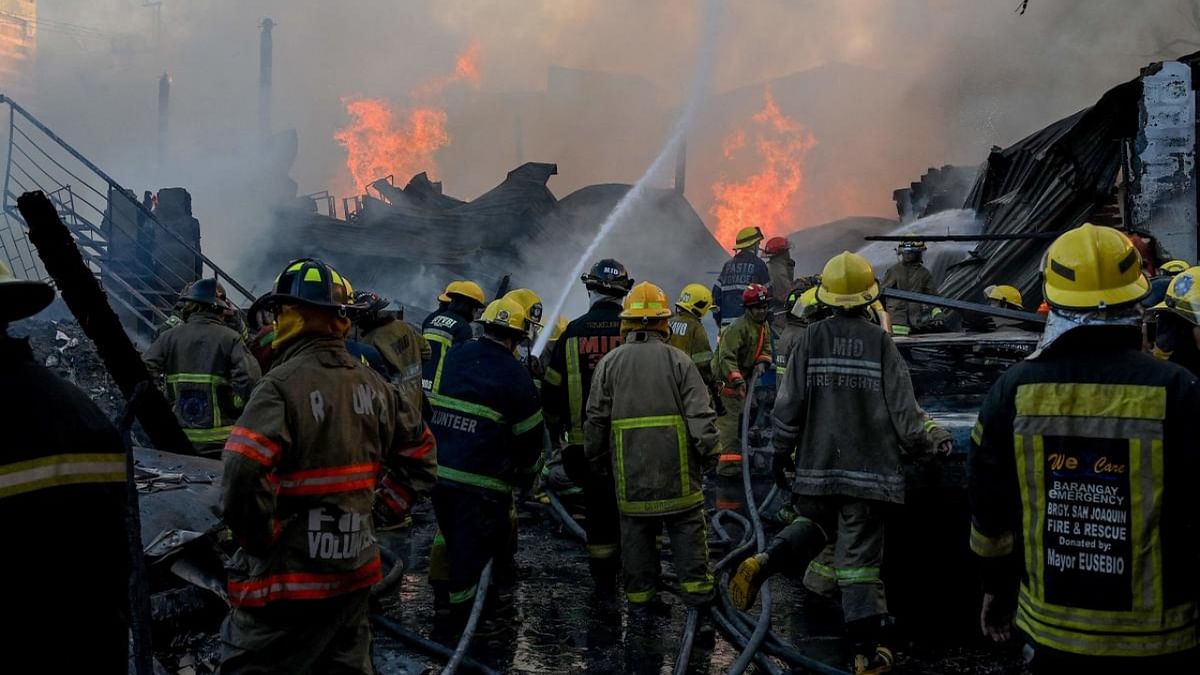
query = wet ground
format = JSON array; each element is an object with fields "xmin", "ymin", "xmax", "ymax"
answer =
[{"xmin": 368, "ymin": 477, "xmax": 1030, "ymax": 675}]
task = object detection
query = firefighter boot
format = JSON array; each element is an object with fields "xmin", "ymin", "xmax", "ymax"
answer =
[
  {"xmin": 729, "ymin": 552, "xmax": 770, "ymax": 611},
  {"xmin": 853, "ymin": 646, "xmax": 894, "ymax": 675}
]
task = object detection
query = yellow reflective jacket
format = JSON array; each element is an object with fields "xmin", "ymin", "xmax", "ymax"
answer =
[{"xmin": 584, "ymin": 330, "xmax": 720, "ymax": 516}]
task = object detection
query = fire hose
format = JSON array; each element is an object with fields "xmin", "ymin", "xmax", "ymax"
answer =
[
  {"xmin": 442, "ymin": 558, "xmax": 494, "ymax": 675},
  {"xmin": 370, "ymin": 615, "xmax": 498, "ymax": 675}
]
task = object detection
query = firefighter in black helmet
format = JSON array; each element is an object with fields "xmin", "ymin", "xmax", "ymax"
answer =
[{"xmin": 543, "ymin": 258, "xmax": 633, "ymax": 586}]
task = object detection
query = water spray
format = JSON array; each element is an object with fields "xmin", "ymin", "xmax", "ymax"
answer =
[{"xmin": 531, "ymin": 0, "xmax": 722, "ymax": 357}]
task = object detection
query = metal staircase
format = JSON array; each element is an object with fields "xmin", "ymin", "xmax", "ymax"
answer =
[{"xmin": 0, "ymin": 94, "xmax": 252, "ymax": 338}]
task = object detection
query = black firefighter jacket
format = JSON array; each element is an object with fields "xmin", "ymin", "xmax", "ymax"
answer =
[
  {"xmin": 772, "ymin": 313, "xmax": 934, "ymax": 504},
  {"xmin": 544, "ymin": 299, "xmax": 623, "ymax": 446}
]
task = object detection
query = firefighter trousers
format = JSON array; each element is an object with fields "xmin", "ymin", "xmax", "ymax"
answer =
[
  {"xmin": 217, "ymin": 590, "xmax": 373, "ymax": 675},
  {"xmin": 620, "ymin": 507, "xmax": 714, "ymax": 606},
  {"xmin": 769, "ymin": 496, "xmax": 888, "ymax": 624},
  {"xmin": 431, "ymin": 483, "xmax": 515, "ymax": 618},
  {"xmin": 715, "ymin": 393, "xmax": 745, "ymax": 477},
  {"xmin": 584, "ymin": 465, "xmax": 621, "ymax": 576}
]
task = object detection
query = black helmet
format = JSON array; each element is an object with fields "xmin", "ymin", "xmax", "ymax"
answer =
[
  {"xmin": 271, "ymin": 258, "xmax": 360, "ymax": 312},
  {"xmin": 353, "ymin": 290, "xmax": 391, "ymax": 314},
  {"xmin": 181, "ymin": 278, "xmax": 228, "ymax": 308},
  {"xmin": 581, "ymin": 258, "xmax": 633, "ymax": 296}
]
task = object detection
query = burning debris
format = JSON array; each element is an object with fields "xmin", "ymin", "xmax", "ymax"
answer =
[{"xmin": 711, "ymin": 87, "xmax": 818, "ymax": 248}]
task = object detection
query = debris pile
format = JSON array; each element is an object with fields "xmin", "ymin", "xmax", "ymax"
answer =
[{"xmin": 11, "ymin": 317, "xmax": 125, "ymax": 419}]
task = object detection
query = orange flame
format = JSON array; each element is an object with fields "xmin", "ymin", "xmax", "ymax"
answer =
[
  {"xmin": 710, "ymin": 88, "xmax": 817, "ymax": 248},
  {"xmin": 335, "ymin": 43, "xmax": 482, "ymax": 195}
]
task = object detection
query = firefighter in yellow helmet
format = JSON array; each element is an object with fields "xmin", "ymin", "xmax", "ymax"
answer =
[
  {"xmin": 1148, "ymin": 266, "xmax": 1200, "ymax": 376},
  {"xmin": 970, "ymin": 224, "xmax": 1200, "ymax": 673},
  {"xmin": 774, "ymin": 286, "xmax": 830, "ymax": 380},
  {"xmin": 975, "ymin": 284, "xmax": 1039, "ymax": 332},
  {"xmin": 428, "ymin": 296, "xmax": 544, "ymax": 637},
  {"xmin": 422, "ymin": 280, "xmax": 486, "ymax": 394},
  {"xmin": 731, "ymin": 251, "xmax": 950, "ymax": 675},
  {"xmin": 220, "ymin": 258, "xmax": 436, "ymax": 673},
  {"xmin": 668, "ymin": 283, "xmax": 715, "ymax": 385},
  {"xmin": 584, "ymin": 282, "xmax": 720, "ymax": 612},
  {"xmin": 503, "ymin": 287, "xmax": 546, "ymax": 378},
  {"xmin": 712, "ymin": 226, "xmax": 771, "ymax": 328}
]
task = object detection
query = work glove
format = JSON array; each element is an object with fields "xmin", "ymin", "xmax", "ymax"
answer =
[
  {"xmin": 754, "ymin": 355, "xmax": 773, "ymax": 371},
  {"xmin": 720, "ymin": 371, "xmax": 747, "ymax": 399},
  {"xmin": 925, "ymin": 420, "xmax": 954, "ymax": 456}
]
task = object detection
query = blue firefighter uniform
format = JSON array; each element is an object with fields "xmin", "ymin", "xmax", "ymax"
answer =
[
  {"xmin": 712, "ymin": 249, "xmax": 770, "ymax": 327},
  {"xmin": 428, "ymin": 336, "xmax": 545, "ymax": 622},
  {"xmin": 422, "ymin": 307, "xmax": 475, "ymax": 393}
]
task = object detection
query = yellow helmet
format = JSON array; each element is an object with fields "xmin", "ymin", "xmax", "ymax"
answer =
[
  {"xmin": 620, "ymin": 281, "xmax": 673, "ymax": 320},
  {"xmin": 503, "ymin": 288, "xmax": 543, "ymax": 330},
  {"xmin": 789, "ymin": 286, "xmax": 820, "ymax": 320},
  {"xmin": 1160, "ymin": 259, "xmax": 1190, "ymax": 276},
  {"xmin": 676, "ymin": 283, "xmax": 714, "ymax": 317},
  {"xmin": 477, "ymin": 297, "xmax": 527, "ymax": 334},
  {"xmin": 816, "ymin": 251, "xmax": 879, "ymax": 309},
  {"xmin": 733, "ymin": 226, "xmax": 764, "ymax": 250},
  {"xmin": 439, "ymin": 280, "xmax": 486, "ymax": 306},
  {"xmin": 1042, "ymin": 223, "xmax": 1149, "ymax": 310},
  {"xmin": 549, "ymin": 316, "xmax": 569, "ymax": 342},
  {"xmin": 1162, "ymin": 266, "xmax": 1200, "ymax": 325},
  {"xmin": 984, "ymin": 284, "xmax": 1024, "ymax": 309},
  {"xmin": 0, "ymin": 260, "xmax": 54, "ymax": 323}
]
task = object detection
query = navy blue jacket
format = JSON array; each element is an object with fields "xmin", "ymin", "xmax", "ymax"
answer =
[
  {"xmin": 712, "ymin": 250, "xmax": 770, "ymax": 325},
  {"xmin": 426, "ymin": 337, "xmax": 545, "ymax": 494},
  {"xmin": 421, "ymin": 308, "xmax": 475, "ymax": 393}
]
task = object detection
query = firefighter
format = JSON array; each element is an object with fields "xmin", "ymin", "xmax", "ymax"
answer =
[
  {"xmin": 729, "ymin": 251, "xmax": 951, "ymax": 675},
  {"xmin": 422, "ymin": 279, "xmax": 486, "ymax": 393},
  {"xmin": 712, "ymin": 282, "xmax": 773, "ymax": 477},
  {"xmin": 712, "ymin": 226, "xmax": 771, "ymax": 328},
  {"xmin": 503, "ymin": 287, "xmax": 546, "ymax": 379},
  {"xmin": 764, "ymin": 236, "xmax": 796, "ymax": 331},
  {"xmin": 969, "ymin": 224, "xmax": 1200, "ymax": 673},
  {"xmin": 1148, "ymin": 266, "xmax": 1200, "ymax": 375},
  {"xmin": 428, "ymin": 296, "xmax": 544, "ymax": 637},
  {"xmin": 353, "ymin": 290, "xmax": 429, "ymax": 411},
  {"xmin": 881, "ymin": 240, "xmax": 938, "ymax": 335},
  {"xmin": 0, "ymin": 262, "xmax": 129, "ymax": 672},
  {"xmin": 544, "ymin": 258, "xmax": 633, "ymax": 582},
  {"xmin": 668, "ymin": 283, "xmax": 715, "ymax": 385},
  {"xmin": 584, "ymin": 282, "xmax": 720, "ymax": 611},
  {"xmin": 976, "ymin": 284, "xmax": 1040, "ymax": 332},
  {"xmin": 144, "ymin": 278, "xmax": 261, "ymax": 453},
  {"xmin": 1143, "ymin": 258, "xmax": 1190, "ymax": 309},
  {"xmin": 774, "ymin": 287, "xmax": 830, "ymax": 380},
  {"xmin": 219, "ymin": 258, "xmax": 437, "ymax": 675}
]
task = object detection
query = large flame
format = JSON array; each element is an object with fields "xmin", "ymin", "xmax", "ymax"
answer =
[
  {"xmin": 710, "ymin": 88, "xmax": 817, "ymax": 248},
  {"xmin": 335, "ymin": 43, "xmax": 482, "ymax": 195}
]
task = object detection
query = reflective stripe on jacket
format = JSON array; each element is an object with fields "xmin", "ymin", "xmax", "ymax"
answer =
[
  {"xmin": 143, "ymin": 311, "xmax": 261, "ymax": 444},
  {"xmin": 427, "ymin": 338, "xmax": 544, "ymax": 494},
  {"xmin": 543, "ymin": 300, "xmax": 623, "ymax": 445},
  {"xmin": 421, "ymin": 308, "xmax": 473, "ymax": 394},
  {"xmin": 584, "ymin": 330, "xmax": 719, "ymax": 516},
  {"xmin": 772, "ymin": 312, "xmax": 931, "ymax": 504},
  {"xmin": 667, "ymin": 310, "xmax": 714, "ymax": 385},
  {"xmin": 969, "ymin": 327, "xmax": 1200, "ymax": 658},
  {"xmin": 221, "ymin": 335, "xmax": 437, "ymax": 608}
]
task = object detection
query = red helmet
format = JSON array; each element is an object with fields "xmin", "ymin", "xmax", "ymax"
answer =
[
  {"xmin": 742, "ymin": 283, "xmax": 770, "ymax": 307},
  {"xmin": 764, "ymin": 237, "xmax": 791, "ymax": 256}
]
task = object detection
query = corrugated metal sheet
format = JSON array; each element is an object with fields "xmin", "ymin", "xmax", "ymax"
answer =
[{"xmin": 939, "ymin": 76, "xmax": 1144, "ymax": 305}]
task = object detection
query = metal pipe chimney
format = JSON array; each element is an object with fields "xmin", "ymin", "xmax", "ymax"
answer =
[
  {"xmin": 259, "ymin": 18, "xmax": 275, "ymax": 138},
  {"xmin": 674, "ymin": 139, "xmax": 687, "ymax": 195},
  {"xmin": 157, "ymin": 72, "xmax": 170, "ymax": 168}
]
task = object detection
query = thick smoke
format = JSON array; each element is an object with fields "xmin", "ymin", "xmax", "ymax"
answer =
[{"xmin": 21, "ymin": 0, "xmax": 1200, "ymax": 294}]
